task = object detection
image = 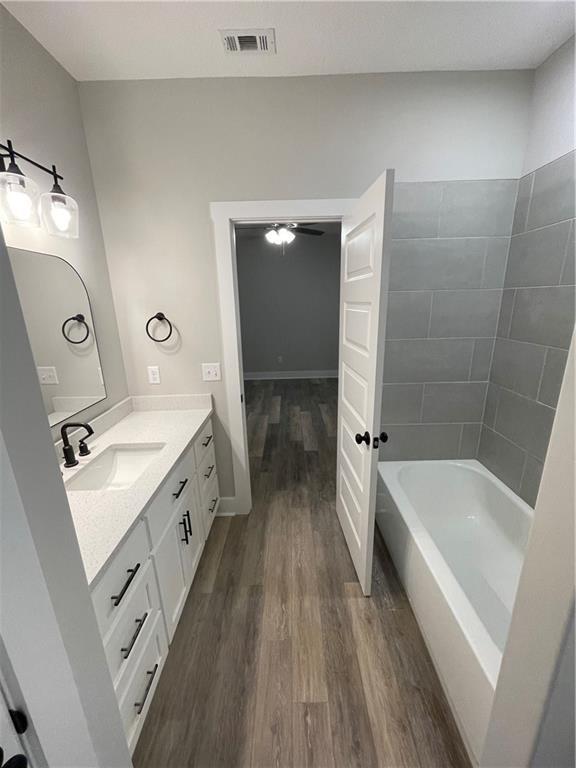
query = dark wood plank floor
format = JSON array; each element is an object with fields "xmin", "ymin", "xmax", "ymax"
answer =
[{"xmin": 134, "ymin": 379, "xmax": 469, "ymax": 768}]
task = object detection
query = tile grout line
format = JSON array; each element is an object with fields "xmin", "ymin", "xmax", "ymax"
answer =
[{"xmin": 535, "ymin": 347, "xmax": 549, "ymax": 404}]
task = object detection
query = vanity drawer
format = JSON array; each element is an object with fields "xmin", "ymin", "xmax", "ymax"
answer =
[
  {"xmin": 118, "ymin": 611, "xmax": 167, "ymax": 753},
  {"xmin": 103, "ymin": 560, "xmax": 163, "ymax": 691},
  {"xmin": 145, "ymin": 445, "xmax": 195, "ymax": 546},
  {"xmin": 194, "ymin": 419, "xmax": 214, "ymax": 466},
  {"xmin": 91, "ymin": 521, "xmax": 150, "ymax": 638},
  {"xmin": 202, "ymin": 473, "xmax": 220, "ymax": 537},
  {"xmin": 197, "ymin": 444, "xmax": 217, "ymax": 500}
]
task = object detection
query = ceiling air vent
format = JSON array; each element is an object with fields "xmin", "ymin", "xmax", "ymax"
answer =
[{"xmin": 220, "ymin": 28, "xmax": 277, "ymax": 55}]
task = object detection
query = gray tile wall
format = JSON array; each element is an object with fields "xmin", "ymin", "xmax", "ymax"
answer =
[
  {"xmin": 478, "ymin": 151, "xmax": 575, "ymax": 507},
  {"xmin": 381, "ymin": 178, "xmax": 517, "ymax": 462}
]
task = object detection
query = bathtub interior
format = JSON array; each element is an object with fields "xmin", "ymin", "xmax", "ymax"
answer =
[{"xmin": 386, "ymin": 460, "xmax": 533, "ymax": 654}]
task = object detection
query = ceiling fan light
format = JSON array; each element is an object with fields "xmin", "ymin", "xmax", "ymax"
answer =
[
  {"xmin": 278, "ymin": 227, "xmax": 295, "ymax": 244},
  {"xmin": 265, "ymin": 228, "xmax": 282, "ymax": 245}
]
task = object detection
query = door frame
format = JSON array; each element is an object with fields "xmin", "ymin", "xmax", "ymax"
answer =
[{"xmin": 210, "ymin": 198, "xmax": 354, "ymax": 515}]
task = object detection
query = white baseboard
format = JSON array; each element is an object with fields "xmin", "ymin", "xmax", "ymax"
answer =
[
  {"xmin": 244, "ymin": 370, "xmax": 338, "ymax": 381},
  {"xmin": 217, "ymin": 496, "xmax": 250, "ymax": 516}
]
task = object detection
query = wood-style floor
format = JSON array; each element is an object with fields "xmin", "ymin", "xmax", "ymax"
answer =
[{"xmin": 134, "ymin": 379, "xmax": 469, "ymax": 768}]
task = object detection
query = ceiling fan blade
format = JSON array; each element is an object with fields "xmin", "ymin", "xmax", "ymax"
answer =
[{"xmin": 292, "ymin": 226, "xmax": 324, "ymax": 236}]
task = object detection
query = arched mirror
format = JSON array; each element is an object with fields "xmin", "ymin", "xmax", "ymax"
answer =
[{"xmin": 9, "ymin": 248, "xmax": 106, "ymax": 427}]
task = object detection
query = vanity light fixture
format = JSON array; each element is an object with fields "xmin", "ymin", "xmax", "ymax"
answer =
[
  {"xmin": 0, "ymin": 142, "xmax": 40, "ymax": 228},
  {"xmin": 0, "ymin": 139, "xmax": 79, "ymax": 238},
  {"xmin": 39, "ymin": 165, "xmax": 79, "ymax": 239}
]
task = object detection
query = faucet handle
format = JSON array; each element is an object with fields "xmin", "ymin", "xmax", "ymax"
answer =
[{"xmin": 78, "ymin": 440, "xmax": 91, "ymax": 457}]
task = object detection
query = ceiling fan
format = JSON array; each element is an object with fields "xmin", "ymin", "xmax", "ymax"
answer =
[{"xmin": 236, "ymin": 221, "xmax": 325, "ymax": 246}]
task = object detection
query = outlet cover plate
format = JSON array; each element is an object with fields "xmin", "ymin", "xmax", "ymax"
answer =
[
  {"xmin": 37, "ymin": 366, "xmax": 59, "ymax": 385},
  {"xmin": 202, "ymin": 363, "xmax": 221, "ymax": 382},
  {"xmin": 147, "ymin": 365, "xmax": 161, "ymax": 384}
]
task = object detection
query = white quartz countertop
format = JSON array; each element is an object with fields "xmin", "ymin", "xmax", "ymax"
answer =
[{"xmin": 64, "ymin": 408, "xmax": 212, "ymax": 586}]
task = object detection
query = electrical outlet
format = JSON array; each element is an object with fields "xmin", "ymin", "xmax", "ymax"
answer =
[
  {"xmin": 202, "ymin": 362, "xmax": 221, "ymax": 382},
  {"xmin": 147, "ymin": 365, "xmax": 161, "ymax": 384},
  {"xmin": 37, "ymin": 366, "xmax": 59, "ymax": 385}
]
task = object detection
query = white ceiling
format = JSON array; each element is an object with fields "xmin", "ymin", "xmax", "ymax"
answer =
[{"xmin": 5, "ymin": 1, "xmax": 575, "ymax": 82}]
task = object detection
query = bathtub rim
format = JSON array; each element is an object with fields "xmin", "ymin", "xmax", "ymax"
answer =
[{"xmin": 377, "ymin": 458, "xmax": 533, "ymax": 688}]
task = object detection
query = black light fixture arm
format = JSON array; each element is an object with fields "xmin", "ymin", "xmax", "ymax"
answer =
[{"xmin": 0, "ymin": 139, "xmax": 64, "ymax": 182}]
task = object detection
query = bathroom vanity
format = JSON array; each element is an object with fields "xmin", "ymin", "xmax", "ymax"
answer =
[{"xmin": 64, "ymin": 407, "xmax": 220, "ymax": 752}]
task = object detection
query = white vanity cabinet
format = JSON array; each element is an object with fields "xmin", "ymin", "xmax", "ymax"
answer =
[
  {"xmin": 194, "ymin": 419, "xmax": 220, "ymax": 538},
  {"xmin": 87, "ymin": 412, "xmax": 218, "ymax": 754}
]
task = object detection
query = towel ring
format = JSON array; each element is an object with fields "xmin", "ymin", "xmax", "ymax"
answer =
[
  {"xmin": 146, "ymin": 312, "xmax": 173, "ymax": 343},
  {"xmin": 62, "ymin": 313, "xmax": 90, "ymax": 344}
]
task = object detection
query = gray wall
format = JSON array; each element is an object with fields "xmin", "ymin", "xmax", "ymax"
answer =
[
  {"xmin": 79, "ymin": 70, "xmax": 533, "ymax": 496},
  {"xmin": 0, "ymin": 9, "xmax": 128, "ymax": 437},
  {"xmin": 236, "ymin": 227, "xmax": 340, "ymax": 377},
  {"xmin": 479, "ymin": 150, "xmax": 575, "ymax": 506},
  {"xmin": 380, "ymin": 179, "xmax": 517, "ymax": 461}
]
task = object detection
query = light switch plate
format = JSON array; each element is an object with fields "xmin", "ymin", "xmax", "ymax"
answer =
[
  {"xmin": 147, "ymin": 365, "xmax": 161, "ymax": 384},
  {"xmin": 37, "ymin": 366, "xmax": 59, "ymax": 385},
  {"xmin": 202, "ymin": 362, "xmax": 221, "ymax": 382}
]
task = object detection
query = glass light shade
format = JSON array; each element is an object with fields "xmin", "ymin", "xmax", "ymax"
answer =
[
  {"xmin": 278, "ymin": 227, "xmax": 295, "ymax": 244},
  {"xmin": 40, "ymin": 191, "xmax": 79, "ymax": 238},
  {"xmin": 0, "ymin": 172, "xmax": 40, "ymax": 227},
  {"xmin": 265, "ymin": 228, "xmax": 282, "ymax": 245}
]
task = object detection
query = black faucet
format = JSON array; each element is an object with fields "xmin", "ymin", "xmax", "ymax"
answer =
[{"xmin": 61, "ymin": 422, "xmax": 94, "ymax": 468}]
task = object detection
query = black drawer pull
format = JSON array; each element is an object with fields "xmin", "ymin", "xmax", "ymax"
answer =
[
  {"xmin": 121, "ymin": 612, "xmax": 148, "ymax": 660},
  {"xmin": 204, "ymin": 465, "xmax": 215, "ymax": 479},
  {"xmin": 180, "ymin": 518, "xmax": 189, "ymax": 545},
  {"xmin": 111, "ymin": 563, "xmax": 140, "ymax": 607},
  {"xmin": 209, "ymin": 498, "xmax": 218, "ymax": 514},
  {"xmin": 201, "ymin": 434, "xmax": 213, "ymax": 448},
  {"xmin": 172, "ymin": 478, "xmax": 188, "ymax": 499},
  {"xmin": 184, "ymin": 509, "xmax": 192, "ymax": 537},
  {"xmin": 134, "ymin": 663, "xmax": 158, "ymax": 714}
]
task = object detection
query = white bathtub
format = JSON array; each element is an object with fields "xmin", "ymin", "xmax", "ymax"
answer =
[{"xmin": 376, "ymin": 459, "xmax": 533, "ymax": 763}]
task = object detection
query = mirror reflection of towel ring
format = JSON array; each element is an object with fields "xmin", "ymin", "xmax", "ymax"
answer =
[
  {"xmin": 146, "ymin": 312, "xmax": 173, "ymax": 343},
  {"xmin": 62, "ymin": 313, "xmax": 90, "ymax": 344}
]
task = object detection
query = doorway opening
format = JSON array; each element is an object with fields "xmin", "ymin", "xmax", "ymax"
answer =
[
  {"xmin": 234, "ymin": 218, "xmax": 342, "ymax": 509},
  {"xmin": 211, "ymin": 174, "xmax": 394, "ymax": 598}
]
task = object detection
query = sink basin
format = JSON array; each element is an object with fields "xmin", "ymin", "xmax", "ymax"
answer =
[{"xmin": 65, "ymin": 443, "xmax": 165, "ymax": 491}]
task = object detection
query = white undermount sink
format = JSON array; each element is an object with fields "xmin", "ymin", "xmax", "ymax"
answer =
[{"xmin": 65, "ymin": 443, "xmax": 166, "ymax": 491}]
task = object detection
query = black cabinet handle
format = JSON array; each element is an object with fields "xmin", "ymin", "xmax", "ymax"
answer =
[
  {"xmin": 355, "ymin": 431, "xmax": 370, "ymax": 446},
  {"xmin": 204, "ymin": 465, "xmax": 215, "ymax": 479},
  {"xmin": 380, "ymin": 431, "xmax": 389, "ymax": 443},
  {"xmin": 180, "ymin": 518, "xmax": 189, "ymax": 545},
  {"xmin": 3, "ymin": 755, "xmax": 28, "ymax": 768},
  {"xmin": 121, "ymin": 612, "xmax": 148, "ymax": 660},
  {"xmin": 184, "ymin": 510, "xmax": 192, "ymax": 537},
  {"xmin": 201, "ymin": 434, "xmax": 213, "ymax": 448},
  {"xmin": 172, "ymin": 478, "xmax": 188, "ymax": 499},
  {"xmin": 134, "ymin": 663, "xmax": 158, "ymax": 714},
  {"xmin": 9, "ymin": 710, "xmax": 28, "ymax": 735},
  {"xmin": 111, "ymin": 564, "xmax": 140, "ymax": 607},
  {"xmin": 209, "ymin": 498, "xmax": 218, "ymax": 514}
]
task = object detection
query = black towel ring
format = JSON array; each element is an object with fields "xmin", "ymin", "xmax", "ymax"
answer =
[
  {"xmin": 62, "ymin": 313, "xmax": 90, "ymax": 344},
  {"xmin": 146, "ymin": 312, "xmax": 173, "ymax": 343}
]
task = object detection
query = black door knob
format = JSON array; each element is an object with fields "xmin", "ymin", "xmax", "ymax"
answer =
[
  {"xmin": 355, "ymin": 431, "xmax": 370, "ymax": 446},
  {"xmin": 380, "ymin": 432, "xmax": 389, "ymax": 443}
]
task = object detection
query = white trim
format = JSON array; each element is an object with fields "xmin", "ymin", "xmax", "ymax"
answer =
[
  {"xmin": 244, "ymin": 370, "xmax": 338, "ymax": 381},
  {"xmin": 215, "ymin": 497, "xmax": 237, "ymax": 516},
  {"xmin": 210, "ymin": 198, "xmax": 354, "ymax": 516}
]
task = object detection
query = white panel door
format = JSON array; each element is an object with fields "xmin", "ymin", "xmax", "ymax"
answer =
[{"xmin": 336, "ymin": 169, "xmax": 394, "ymax": 596}]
